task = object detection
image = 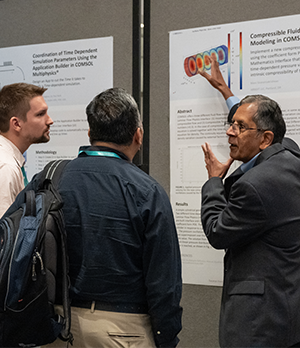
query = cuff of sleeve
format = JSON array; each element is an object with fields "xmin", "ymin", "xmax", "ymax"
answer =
[{"xmin": 226, "ymin": 95, "xmax": 240, "ymax": 111}]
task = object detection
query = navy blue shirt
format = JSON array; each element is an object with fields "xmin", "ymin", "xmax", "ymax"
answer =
[{"xmin": 6, "ymin": 146, "xmax": 182, "ymax": 347}]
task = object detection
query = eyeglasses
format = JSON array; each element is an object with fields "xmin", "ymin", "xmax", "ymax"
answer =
[{"xmin": 224, "ymin": 121, "xmax": 265, "ymax": 135}]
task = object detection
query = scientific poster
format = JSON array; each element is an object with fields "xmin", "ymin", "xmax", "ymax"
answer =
[
  {"xmin": 170, "ymin": 14, "xmax": 300, "ymax": 285},
  {"xmin": 0, "ymin": 37, "xmax": 113, "ymax": 179}
]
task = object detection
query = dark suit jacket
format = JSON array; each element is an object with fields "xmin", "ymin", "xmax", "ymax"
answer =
[{"xmin": 201, "ymin": 142, "xmax": 300, "ymax": 347}]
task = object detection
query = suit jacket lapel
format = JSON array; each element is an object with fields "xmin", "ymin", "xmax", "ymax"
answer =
[{"xmin": 224, "ymin": 167, "xmax": 244, "ymax": 200}]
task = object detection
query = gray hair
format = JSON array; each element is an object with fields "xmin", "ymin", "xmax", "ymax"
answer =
[
  {"xmin": 86, "ymin": 88, "xmax": 141, "ymax": 146},
  {"xmin": 239, "ymin": 95, "xmax": 286, "ymax": 144}
]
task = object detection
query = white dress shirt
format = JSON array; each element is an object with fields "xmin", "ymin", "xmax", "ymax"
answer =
[{"xmin": 0, "ymin": 135, "xmax": 25, "ymax": 217}]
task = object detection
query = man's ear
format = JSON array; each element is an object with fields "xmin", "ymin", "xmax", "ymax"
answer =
[
  {"xmin": 259, "ymin": 130, "xmax": 274, "ymax": 150},
  {"xmin": 135, "ymin": 127, "xmax": 143, "ymax": 146},
  {"xmin": 10, "ymin": 117, "xmax": 22, "ymax": 132}
]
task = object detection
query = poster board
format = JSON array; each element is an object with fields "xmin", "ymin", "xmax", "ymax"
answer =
[
  {"xmin": 170, "ymin": 14, "xmax": 300, "ymax": 285},
  {"xmin": 0, "ymin": 37, "xmax": 113, "ymax": 179}
]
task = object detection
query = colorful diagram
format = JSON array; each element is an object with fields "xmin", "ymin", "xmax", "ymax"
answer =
[{"xmin": 184, "ymin": 45, "xmax": 228, "ymax": 77}]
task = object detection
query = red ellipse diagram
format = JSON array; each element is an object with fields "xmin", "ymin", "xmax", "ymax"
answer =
[{"xmin": 184, "ymin": 45, "xmax": 228, "ymax": 77}]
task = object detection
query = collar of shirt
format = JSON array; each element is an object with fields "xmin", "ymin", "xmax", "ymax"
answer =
[
  {"xmin": 240, "ymin": 153, "xmax": 260, "ymax": 173},
  {"xmin": 78, "ymin": 145, "xmax": 130, "ymax": 162},
  {"xmin": 0, "ymin": 134, "xmax": 25, "ymax": 168}
]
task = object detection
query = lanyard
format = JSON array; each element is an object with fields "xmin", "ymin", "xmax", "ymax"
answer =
[
  {"xmin": 21, "ymin": 166, "xmax": 28, "ymax": 186},
  {"xmin": 78, "ymin": 150, "xmax": 121, "ymax": 159}
]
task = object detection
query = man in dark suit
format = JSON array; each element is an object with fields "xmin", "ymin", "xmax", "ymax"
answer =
[{"xmin": 199, "ymin": 57, "xmax": 300, "ymax": 347}]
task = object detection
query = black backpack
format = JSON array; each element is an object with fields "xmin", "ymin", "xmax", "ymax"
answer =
[{"xmin": 0, "ymin": 160, "xmax": 73, "ymax": 347}]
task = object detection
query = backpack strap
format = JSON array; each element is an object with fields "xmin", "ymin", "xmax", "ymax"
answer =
[
  {"xmin": 40, "ymin": 159, "xmax": 73, "ymax": 344},
  {"xmin": 24, "ymin": 191, "xmax": 36, "ymax": 217},
  {"xmin": 38, "ymin": 160, "xmax": 71, "ymax": 190}
]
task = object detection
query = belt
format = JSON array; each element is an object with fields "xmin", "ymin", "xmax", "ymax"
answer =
[{"xmin": 71, "ymin": 299, "xmax": 148, "ymax": 314}]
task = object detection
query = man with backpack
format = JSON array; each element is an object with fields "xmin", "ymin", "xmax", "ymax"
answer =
[
  {"xmin": 0, "ymin": 83, "xmax": 53, "ymax": 217},
  {"xmin": 6, "ymin": 87, "xmax": 183, "ymax": 348}
]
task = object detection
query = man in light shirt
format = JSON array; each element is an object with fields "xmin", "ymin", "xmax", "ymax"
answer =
[{"xmin": 0, "ymin": 83, "xmax": 53, "ymax": 217}]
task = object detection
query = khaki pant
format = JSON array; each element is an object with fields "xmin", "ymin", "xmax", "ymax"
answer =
[{"xmin": 43, "ymin": 305, "xmax": 156, "ymax": 348}]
